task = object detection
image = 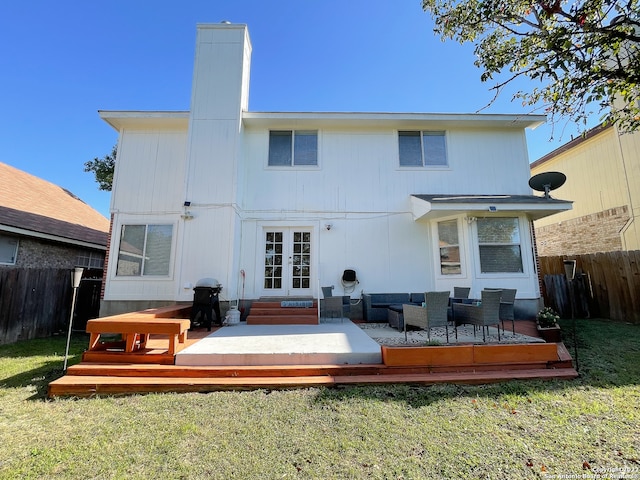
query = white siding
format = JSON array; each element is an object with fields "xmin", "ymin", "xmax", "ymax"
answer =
[
  {"xmin": 102, "ymin": 23, "xmax": 544, "ymax": 307},
  {"xmin": 112, "ymin": 131, "xmax": 187, "ymax": 214}
]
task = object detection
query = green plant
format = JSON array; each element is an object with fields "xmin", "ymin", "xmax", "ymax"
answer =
[{"xmin": 536, "ymin": 307, "xmax": 560, "ymax": 328}]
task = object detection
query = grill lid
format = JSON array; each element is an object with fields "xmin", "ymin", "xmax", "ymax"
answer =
[{"xmin": 195, "ymin": 278, "xmax": 221, "ymax": 288}]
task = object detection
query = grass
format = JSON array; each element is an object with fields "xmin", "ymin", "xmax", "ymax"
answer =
[{"xmin": 0, "ymin": 319, "xmax": 639, "ymax": 479}]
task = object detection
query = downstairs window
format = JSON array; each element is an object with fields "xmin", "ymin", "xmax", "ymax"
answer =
[
  {"xmin": 116, "ymin": 224, "xmax": 173, "ymax": 276},
  {"xmin": 477, "ymin": 217, "xmax": 523, "ymax": 273}
]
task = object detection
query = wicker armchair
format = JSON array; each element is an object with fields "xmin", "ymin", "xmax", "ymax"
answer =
[
  {"xmin": 402, "ymin": 291, "xmax": 451, "ymax": 343},
  {"xmin": 452, "ymin": 289, "xmax": 502, "ymax": 342}
]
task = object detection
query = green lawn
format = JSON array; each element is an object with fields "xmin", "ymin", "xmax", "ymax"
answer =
[{"xmin": 1, "ymin": 318, "xmax": 639, "ymax": 479}]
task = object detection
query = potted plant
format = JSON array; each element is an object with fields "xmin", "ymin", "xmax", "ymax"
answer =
[{"xmin": 536, "ymin": 307, "xmax": 562, "ymax": 342}]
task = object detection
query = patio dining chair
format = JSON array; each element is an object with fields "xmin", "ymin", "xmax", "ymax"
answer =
[
  {"xmin": 453, "ymin": 287, "xmax": 471, "ymax": 300},
  {"xmin": 321, "ymin": 296, "xmax": 346, "ymax": 322},
  {"xmin": 448, "ymin": 286, "xmax": 471, "ymax": 323},
  {"xmin": 403, "ymin": 291, "xmax": 451, "ymax": 343},
  {"xmin": 321, "ymin": 286, "xmax": 351, "ymax": 319},
  {"xmin": 485, "ymin": 288, "xmax": 517, "ymax": 334},
  {"xmin": 452, "ymin": 289, "xmax": 502, "ymax": 342}
]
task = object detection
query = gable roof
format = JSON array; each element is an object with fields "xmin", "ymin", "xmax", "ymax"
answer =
[{"xmin": 0, "ymin": 162, "xmax": 110, "ymax": 249}]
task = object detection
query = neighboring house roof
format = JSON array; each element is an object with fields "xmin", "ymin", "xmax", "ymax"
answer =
[
  {"xmin": 0, "ymin": 162, "xmax": 110, "ymax": 249},
  {"xmin": 410, "ymin": 194, "xmax": 572, "ymax": 221}
]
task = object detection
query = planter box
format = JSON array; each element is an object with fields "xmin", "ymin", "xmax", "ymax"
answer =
[{"xmin": 537, "ymin": 324, "xmax": 562, "ymax": 343}]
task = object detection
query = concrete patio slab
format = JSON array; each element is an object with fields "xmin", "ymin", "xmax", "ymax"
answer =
[{"xmin": 175, "ymin": 320, "xmax": 383, "ymax": 366}]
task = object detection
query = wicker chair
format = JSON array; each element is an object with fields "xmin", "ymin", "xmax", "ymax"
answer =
[
  {"xmin": 452, "ymin": 289, "xmax": 502, "ymax": 342},
  {"xmin": 485, "ymin": 288, "xmax": 517, "ymax": 334},
  {"xmin": 321, "ymin": 296, "xmax": 346, "ymax": 322},
  {"xmin": 453, "ymin": 287, "xmax": 471, "ymax": 299},
  {"xmin": 448, "ymin": 286, "xmax": 471, "ymax": 323},
  {"xmin": 402, "ymin": 291, "xmax": 451, "ymax": 343},
  {"xmin": 321, "ymin": 286, "xmax": 350, "ymax": 320}
]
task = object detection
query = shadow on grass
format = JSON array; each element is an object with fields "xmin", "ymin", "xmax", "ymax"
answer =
[
  {"xmin": 0, "ymin": 334, "xmax": 88, "ymax": 401},
  {"xmin": 314, "ymin": 317, "xmax": 640, "ymax": 408}
]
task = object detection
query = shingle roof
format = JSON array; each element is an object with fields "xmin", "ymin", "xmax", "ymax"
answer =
[{"xmin": 0, "ymin": 162, "xmax": 109, "ymax": 248}]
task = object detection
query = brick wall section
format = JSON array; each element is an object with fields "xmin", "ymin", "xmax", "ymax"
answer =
[
  {"xmin": 530, "ymin": 220, "xmax": 544, "ymax": 297},
  {"xmin": 100, "ymin": 213, "xmax": 114, "ymax": 300},
  {"xmin": 535, "ymin": 206, "xmax": 630, "ymax": 256}
]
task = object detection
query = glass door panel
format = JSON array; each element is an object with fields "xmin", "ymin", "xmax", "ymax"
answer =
[{"xmin": 262, "ymin": 228, "xmax": 312, "ymax": 296}]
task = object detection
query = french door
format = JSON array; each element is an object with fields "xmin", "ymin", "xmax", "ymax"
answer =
[{"xmin": 262, "ymin": 228, "xmax": 313, "ymax": 297}]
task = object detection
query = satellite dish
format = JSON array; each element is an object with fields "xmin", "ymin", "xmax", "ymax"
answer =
[{"xmin": 529, "ymin": 171, "xmax": 566, "ymax": 199}]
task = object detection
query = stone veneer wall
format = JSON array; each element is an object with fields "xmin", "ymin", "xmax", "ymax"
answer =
[
  {"xmin": 535, "ymin": 206, "xmax": 630, "ymax": 256},
  {"xmin": 1, "ymin": 236, "xmax": 101, "ymax": 269}
]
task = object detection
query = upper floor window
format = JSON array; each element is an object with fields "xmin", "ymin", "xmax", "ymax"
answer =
[
  {"xmin": 116, "ymin": 224, "xmax": 173, "ymax": 276},
  {"xmin": 477, "ymin": 217, "xmax": 523, "ymax": 273},
  {"xmin": 437, "ymin": 219, "xmax": 461, "ymax": 275},
  {"xmin": 268, "ymin": 130, "xmax": 318, "ymax": 166},
  {"xmin": 0, "ymin": 234, "xmax": 18, "ymax": 265},
  {"xmin": 398, "ymin": 131, "xmax": 447, "ymax": 167}
]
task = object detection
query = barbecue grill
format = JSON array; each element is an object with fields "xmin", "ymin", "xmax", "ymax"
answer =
[{"xmin": 190, "ymin": 278, "xmax": 222, "ymax": 331}]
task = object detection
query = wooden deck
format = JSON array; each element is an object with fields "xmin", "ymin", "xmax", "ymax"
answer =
[{"xmin": 48, "ymin": 309, "xmax": 577, "ymax": 398}]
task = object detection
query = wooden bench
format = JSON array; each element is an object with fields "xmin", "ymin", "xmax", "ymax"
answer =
[{"xmin": 86, "ymin": 307, "xmax": 192, "ymax": 356}]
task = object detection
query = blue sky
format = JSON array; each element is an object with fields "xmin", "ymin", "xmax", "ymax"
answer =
[{"xmin": 0, "ymin": 0, "xmax": 599, "ymax": 219}]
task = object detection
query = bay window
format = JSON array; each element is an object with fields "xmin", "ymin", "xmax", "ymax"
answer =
[
  {"xmin": 437, "ymin": 219, "xmax": 461, "ymax": 275},
  {"xmin": 477, "ymin": 218, "xmax": 523, "ymax": 273}
]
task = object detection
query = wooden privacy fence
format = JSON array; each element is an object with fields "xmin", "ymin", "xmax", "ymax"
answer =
[
  {"xmin": 0, "ymin": 268, "xmax": 73, "ymax": 345},
  {"xmin": 539, "ymin": 251, "xmax": 640, "ymax": 324}
]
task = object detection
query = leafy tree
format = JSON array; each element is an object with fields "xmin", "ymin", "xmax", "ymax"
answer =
[
  {"xmin": 421, "ymin": 0, "xmax": 640, "ymax": 133},
  {"xmin": 84, "ymin": 145, "xmax": 116, "ymax": 191}
]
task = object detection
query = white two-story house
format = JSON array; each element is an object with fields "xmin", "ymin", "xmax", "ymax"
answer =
[{"xmin": 99, "ymin": 23, "xmax": 571, "ymax": 319}]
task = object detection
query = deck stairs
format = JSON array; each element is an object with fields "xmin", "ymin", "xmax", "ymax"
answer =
[{"xmin": 245, "ymin": 300, "xmax": 319, "ymax": 325}]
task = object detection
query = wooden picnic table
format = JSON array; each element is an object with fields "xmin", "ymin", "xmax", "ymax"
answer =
[{"xmin": 86, "ymin": 308, "xmax": 191, "ymax": 356}]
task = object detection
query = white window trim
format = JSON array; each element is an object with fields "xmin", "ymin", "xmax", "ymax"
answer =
[
  {"xmin": 398, "ymin": 130, "xmax": 449, "ymax": 169},
  {"xmin": 472, "ymin": 216, "xmax": 530, "ymax": 278},
  {"xmin": 111, "ymin": 221, "xmax": 177, "ymax": 279},
  {"xmin": 266, "ymin": 130, "xmax": 321, "ymax": 169},
  {"xmin": 0, "ymin": 234, "xmax": 19, "ymax": 265},
  {"xmin": 432, "ymin": 216, "xmax": 467, "ymax": 279}
]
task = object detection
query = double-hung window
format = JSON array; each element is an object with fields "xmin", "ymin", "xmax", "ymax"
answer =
[
  {"xmin": 477, "ymin": 218, "xmax": 523, "ymax": 273},
  {"xmin": 116, "ymin": 224, "xmax": 173, "ymax": 276},
  {"xmin": 398, "ymin": 131, "xmax": 447, "ymax": 167},
  {"xmin": 437, "ymin": 219, "xmax": 461, "ymax": 275},
  {"xmin": 268, "ymin": 130, "xmax": 318, "ymax": 166}
]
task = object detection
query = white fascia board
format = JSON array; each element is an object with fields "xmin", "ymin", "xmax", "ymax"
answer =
[
  {"xmin": 99, "ymin": 111, "xmax": 190, "ymax": 131},
  {"xmin": 243, "ymin": 111, "xmax": 546, "ymax": 130},
  {"xmin": 0, "ymin": 225, "xmax": 107, "ymax": 251},
  {"xmin": 411, "ymin": 198, "xmax": 572, "ymax": 221}
]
